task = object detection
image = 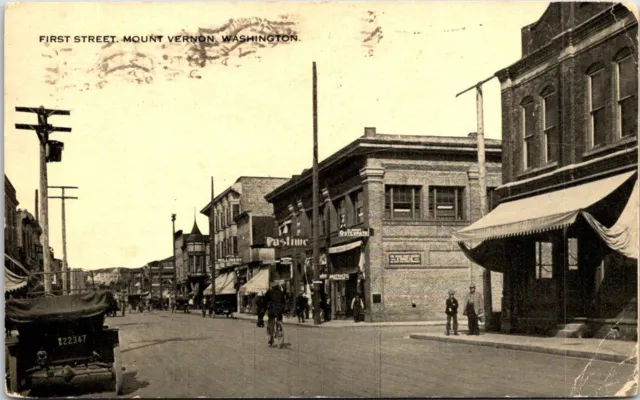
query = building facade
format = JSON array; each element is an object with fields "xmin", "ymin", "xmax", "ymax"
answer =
[
  {"xmin": 4, "ymin": 175, "xmax": 20, "ymax": 261},
  {"xmin": 69, "ymin": 268, "xmax": 87, "ymax": 293},
  {"xmin": 174, "ymin": 221, "xmax": 209, "ymax": 303},
  {"xmin": 146, "ymin": 256, "xmax": 175, "ymax": 299},
  {"xmin": 455, "ymin": 3, "xmax": 638, "ymax": 339},
  {"xmin": 200, "ymin": 176, "xmax": 289, "ymax": 312},
  {"xmin": 265, "ymin": 128, "xmax": 503, "ymax": 322},
  {"xmin": 16, "ymin": 210, "xmax": 43, "ymax": 273}
]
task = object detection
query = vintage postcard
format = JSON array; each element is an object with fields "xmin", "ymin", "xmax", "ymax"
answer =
[{"xmin": 3, "ymin": 1, "xmax": 639, "ymax": 398}]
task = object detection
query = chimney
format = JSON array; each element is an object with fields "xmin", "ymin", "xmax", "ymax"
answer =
[
  {"xmin": 364, "ymin": 127, "xmax": 376, "ymax": 138},
  {"xmin": 468, "ymin": 132, "xmax": 478, "ymax": 138}
]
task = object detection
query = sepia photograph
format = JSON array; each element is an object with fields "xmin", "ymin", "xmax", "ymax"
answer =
[{"xmin": 3, "ymin": 1, "xmax": 639, "ymax": 398}]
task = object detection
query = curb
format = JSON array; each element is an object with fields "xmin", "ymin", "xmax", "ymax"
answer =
[
  {"xmin": 409, "ymin": 334, "xmax": 637, "ymax": 364},
  {"xmin": 232, "ymin": 314, "xmax": 447, "ymax": 329}
]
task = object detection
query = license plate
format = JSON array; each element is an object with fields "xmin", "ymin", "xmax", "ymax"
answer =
[{"xmin": 57, "ymin": 334, "xmax": 87, "ymax": 346}]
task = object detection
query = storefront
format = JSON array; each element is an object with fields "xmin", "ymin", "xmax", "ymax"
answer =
[
  {"xmin": 238, "ymin": 268, "xmax": 269, "ymax": 314},
  {"xmin": 455, "ymin": 170, "xmax": 638, "ymax": 338},
  {"xmin": 328, "ymin": 240, "xmax": 365, "ymax": 320}
]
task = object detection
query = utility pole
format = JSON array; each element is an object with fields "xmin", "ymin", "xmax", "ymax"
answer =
[
  {"xmin": 209, "ymin": 177, "xmax": 216, "ymax": 314},
  {"xmin": 172, "ymin": 214, "xmax": 177, "ymax": 301},
  {"xmin": 312, "ymin": 62, "xmax": 321, "ymax": 325},
  {"xmin": 48, "ymin": 185, "xmax": 78, "ymax": 295},
  {"xmin": 15, "ymin": 106, "xmax": 71, "ymax": 295},
  {"xmin": 456, "ymin": 76, "xmax": 494, "ymax": 331},
  {"xmin": 35, "ymin": 190, "xmax": 39, "ymax": 221}
]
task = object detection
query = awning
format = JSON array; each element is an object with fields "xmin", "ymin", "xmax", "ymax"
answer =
[
  {"xmin": 581, "ymin": 180, "xmax": 638, "ymax": 260},
  {"xmin": 239, "ymin": 269, "xmax": 269, "ymax": 294},
  {"xmin": 329, "ymin": 240, "xmax": 362, "ymax": 254},
  {"xmin": 5, "ymin": 267, "xmax": 28, "ymax": 293},
  {"xmin": 204, "ymin": 272, "xmax": 236, "ymax": 295},
  {"xmin": 4, "ymin": 253, "xmax": 32, "ymax": 277},
  {"xmin": 453, "ymin": 171, "xmax": 637, "ymax": 242}
]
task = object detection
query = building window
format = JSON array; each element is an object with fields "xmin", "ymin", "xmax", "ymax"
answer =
[
  {"xmin": 428, "ymin": 187, "xmax": 464, "ymax": 220},
  {"xmin": 535, "ymin": 241, "xmax": 553, "ymax": 279},
  {"xmin": 616, "ymin": 54, "xmax": 638, "ymax": 138},
  {"xmin": 335, "ymin": 197, "xmax": 346, "ymax": 228},
  {"xmin": 232, "ymin": 236, "xmax": 238, "ymax": 255},
  {"xmin": 521, "ymin": 98, "xmax": 535, "ymax": 170},
  {"xmin": 542, "ymin": 87, "xmax": 558, "ymax": 163},
  {"xmin": 568, "ymin": 238, "xmax": 578, "ymax": 271},
  {"xmin": 487, "ymin": 187, "xmax": 498, "ymax": 212},
  {"xmin": 385, "ymin": 186, "xmax": 421, "ymax": 220},
  {"xmin": 232, "ymin": 204, "xmax": 240, "ymax": 221},
  {"xmin": 588, "ymin": 67, "xmax": 606, "ymax": 148},
  {"xmin": 352, "ymin": 190, "xmax": 364, "ymax": 224}
]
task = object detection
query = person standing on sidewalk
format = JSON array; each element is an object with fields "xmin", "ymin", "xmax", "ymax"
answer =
[
  {"xmin": 256, "ymin": 291, "xmax": 266, "ymax": 327},
  {"xmin": 462, "ymin": 283, "xmax": 483, "ymax": 335},
  {"xmin": 351, "ymin": 293, "xmax": 364, "ymax": 323},
  {"xmin": 296, "ymin": 292, "xmax": 307, "ymax": 323},
  {"xmin": 445, "ymin": 289, "xmax": 459, "ymax": 336}
]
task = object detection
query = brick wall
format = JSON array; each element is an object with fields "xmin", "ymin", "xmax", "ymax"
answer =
[{"xmin": 240, "ymin": 177, "xmax": 289, "ymax": 216}]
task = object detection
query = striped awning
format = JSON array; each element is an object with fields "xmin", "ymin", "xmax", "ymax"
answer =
[
  {"xmin": 453, "ymin": 171, "xmax": 637, "ymax": 242},
  {"xmin": 5, "ymin": 267, "xmax": 28, "ymax": 293},
  {"xmin": 203, "ymin": 272, "xmax": 236, "ymax": 295}
]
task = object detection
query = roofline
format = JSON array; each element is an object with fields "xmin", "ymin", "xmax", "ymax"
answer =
[
  {"xmin": 264, "ymin": 134, "xmax": 502, "ymax": 201},
  {"xmin": 200, "ymin": 176, "xmax": 291, "ymax": 215}
]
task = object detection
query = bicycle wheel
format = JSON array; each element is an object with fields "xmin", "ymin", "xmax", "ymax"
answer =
[
  {"xmin": 266, "ymin": 324, "xmax": 273, "ymax": 346},
  {"xmin": 276, "ymin": 321, "xmax": 285, "ymax": 349}
]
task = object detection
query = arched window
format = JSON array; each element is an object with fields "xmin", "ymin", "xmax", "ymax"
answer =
[
  {"xmin": 520, "ymin": 96, "xmax": 535, "ymax": 170},
  {"xmin": 541, "ymin": 86, "xmax": 558, "ymax": 163},
  {"xmin": 586, "ymin": 63, "xmax": 606, "ymax": 148},
  {"xmin": 615, "ymin": 48, "xmax": 637, "ymax": 138}
]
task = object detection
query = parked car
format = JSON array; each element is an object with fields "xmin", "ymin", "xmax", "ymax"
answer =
[{"xmin": 5, "ymin": 291, "xmax": 124, "ymax": 395}]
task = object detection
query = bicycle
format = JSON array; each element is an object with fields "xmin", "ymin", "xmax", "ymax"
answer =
[{"xmin": 266, "ymin": 316, "xmax": 285, "ymax": 349}]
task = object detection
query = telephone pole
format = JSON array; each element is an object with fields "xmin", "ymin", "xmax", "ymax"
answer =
[
  {"xmin": 456, "ymin": 76, "xmax": 494, "ymax": 331},
  {"xmin": 312, "ymin": 62, "xmax": 321, "ymax": 325},
  {"xmin": 48, "ymin": 186, "xmax": 78, "ymax": 295},
  {"xmin": 209, "ymin": 177, "xmax": 216, "ymax": 313},
  {"xmin": 15, "ymin": 106, "xmax": 71, "ymax": 295},
  {"xmin": 172, "ymin": 214, "xmax": 177, "ymax": 300}
]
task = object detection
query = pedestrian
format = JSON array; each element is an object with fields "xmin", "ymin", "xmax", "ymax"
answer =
[
  {"xmin": 462, "ymin": 283, "xmax": 483, "ymax": 335},
  {"xmin": 320, "ymin": 291, "xmax": 330, "ymax": 322},
  {"xmin": 351, "ymin": 293, "xmax": 364, "ymax": 323},
  {"xmin": 302, "ymin": 292, "xmax": 310, "ymax": 320},
  {"xmin": 208, "ymin": 298, "xmax": 214, "ymax": 318},
  {"xmin": 256, "ymin": 291, "xmax": 266, "ymax": 327},
  {"xmin": 445, "ymin": 289, "xmax": 459, "ymax": 336},
  {"xmin": 296, "ymin": 292, "xmax": 307, "ymax": 323},
  {"xmin": 202, "ymin": 297, "xmax": 207, "ymax": 318}
]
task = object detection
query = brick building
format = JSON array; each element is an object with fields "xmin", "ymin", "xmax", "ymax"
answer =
[
  {"xmin": 146, "ymin": 256, "xmax": 174, "ymax": 299},
  {"xmin": 4, "ymin": 175, "xmax": 19, "ymax": 261},
  {"xmin": 200, "ymin": 176, "xmax": 288, "ymax": 311},
  {"xmin": 17, "ymin": 210, "xmax": 43, "ymax": 273},
  {"xmin": 455, "ymin": 3, "xmax": 637, "ymax": 339},
  {"xmin": 174, "ymin": 221, "xmax": 209, "ymax": 302},
  {"xmin": 265, "ymin": 128, "xmax": 503, "ymax": 322}
]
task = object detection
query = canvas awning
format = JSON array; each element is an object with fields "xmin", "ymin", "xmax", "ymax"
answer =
[
  {"xmin": 328, "ymin": 240, "xmax": 362, "ymax": 254},
  {"xmin": 203, "ymin": 272, "xmax": 236, "ymax": 295},
  {"xmin": 581, "ymin": 180, "xmax": 638, "ymax": 259},
  {"xmin": 453, "ymin": 171, "xmax": 637, "ymax": 242},
  {"xmin": 5, "ymin": 267, "xmax": 28, "ymax": 293},
  {"xmin": 239, "ymin": 269, "xmax": 269, "ymax": 294}
]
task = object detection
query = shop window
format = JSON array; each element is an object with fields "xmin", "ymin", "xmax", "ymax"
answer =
[
  {"xmin": 385, "ymin": 186, "xmax": 421, "ymax": 220},
  {"xmin": 568, "ymin": 238, "xmax": 578, "ymax": 271},
  {"xmin": 351, "ymin": 190, "xmax": 364, "ymax": 224},
  {"xmin": 542, "ymin": 87, "xmax": 558, "ymax": 163},
  {"xmin": 616, "ymin": 52, "xmax": 638, "ymax": 138},
  {"xmin": 429, "ymin": 186, "xmax": 464, "ymax": 220},
  {"xmin": 588, "ymin": 66, "xmax": 606, "ymax": 148},
  {"xmin": 521, "ymin": 97, "xmax": 535, "ymax": 170},
  {"xmin": 535, "ymin": 241, "xmax": 553, "ymax": 279}
]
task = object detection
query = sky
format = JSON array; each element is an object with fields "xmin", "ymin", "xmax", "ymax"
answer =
[{"xmin": 3, "ymin": 2, "xmax": 551, "ymax": 270}]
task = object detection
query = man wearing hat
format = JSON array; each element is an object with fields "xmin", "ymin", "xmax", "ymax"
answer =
[
  {"xmin": 462, "ymin": 283, "xmax": 483, "ymax": 335},
  {"xmin": 445, "ymin": 289, "xmax": 459, "ymax": 336}
]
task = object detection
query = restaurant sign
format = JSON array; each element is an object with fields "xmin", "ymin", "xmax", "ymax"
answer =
[
  {"xmin": 388, "ymin": 253, "xmax": 422, "ymax": 265},
  {"xmin": 338, "ymin": 228, "xmax": 373, "ymax": 237},
  {"xmin": 265, "ymin": 236, "xmax": 309, "ymax": 248}
]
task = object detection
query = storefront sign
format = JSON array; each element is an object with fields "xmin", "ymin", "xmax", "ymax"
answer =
[
  {"xmin": 226, "ymin": 257, "xmax": 242, "ymax": 265},
  {"xmin": 312, "ymin": 280, "xmax": 323, "ymax": 284},
  {"xmin": 329, "ymin": 274, "xmax": 349, "ymax": 280},
  {"xmin": 319, "ymin": 274, "xmax": 328, "ymax": 279},
  {"xmin": 278, "ymin": 257, "xmax": 292, "ymax": 265},
  {"xmin": 388, "ymin": 253, "xmax": 422, "ymax": 265},
  {"xmin": 338, "ymin": 228, "xmax": 373, "ymax": 237},
  {"xmin": 265, "ymin": 236, "xmax": 309, "ymax": 248}
]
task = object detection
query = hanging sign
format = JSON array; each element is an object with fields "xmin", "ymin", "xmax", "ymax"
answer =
[
  {"xmin": 265, "ymin": 236, "xmax": 309, "ymax": 248},
  {"xmin": 338, "ymin": 228, "xmax": 373, "ymax": 237}
]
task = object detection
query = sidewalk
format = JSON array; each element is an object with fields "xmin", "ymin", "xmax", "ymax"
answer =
[
  {"xmin": 410, "ymin": 330, "xmax": 638, "ymax": 364},
  {"xmin": 231, "ymin": 311, "xmax": 447, "ymax": 328}
]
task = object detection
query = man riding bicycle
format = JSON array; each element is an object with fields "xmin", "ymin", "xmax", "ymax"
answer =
[{"xmin": 264, "ymin": 283, "xmax": 285, "ymax": 346}]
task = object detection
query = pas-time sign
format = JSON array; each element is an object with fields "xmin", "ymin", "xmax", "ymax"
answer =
[{"xmin": 265, "ymin": 236, "xmax": 309, "ymax": 248}]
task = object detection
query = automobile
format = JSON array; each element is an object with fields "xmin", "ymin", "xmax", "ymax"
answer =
[
  {"xmin": 213, "ymin": 295, "xmax": 237, "ymax": 318},
  {"xmin": 5, "ymin": 291, "xmax": 124, "ymax": 395}
]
